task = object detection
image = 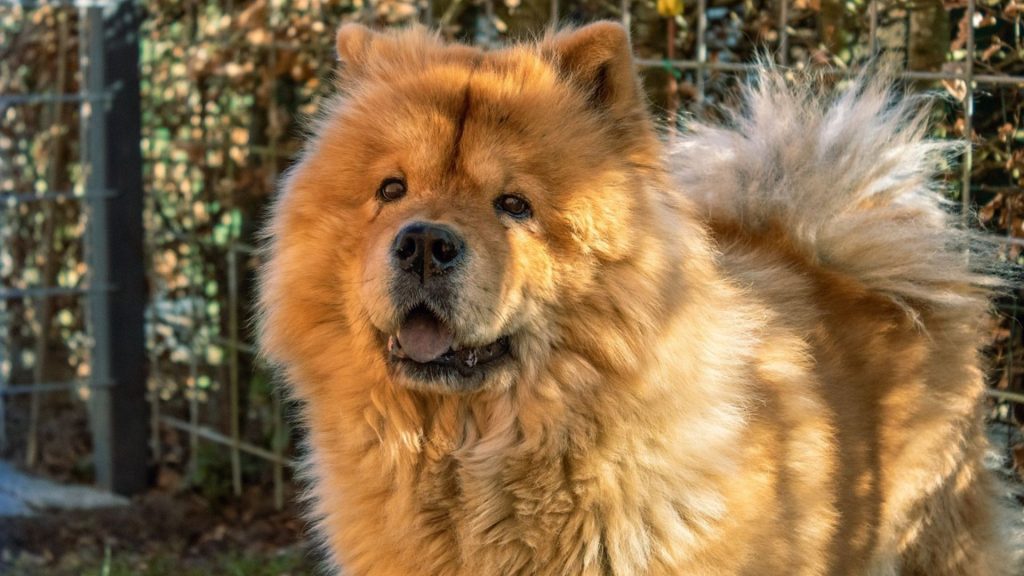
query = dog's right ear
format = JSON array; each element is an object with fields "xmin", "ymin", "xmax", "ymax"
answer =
[
  {"xmin": 335, "ymin": 24, "xmax": 448, "ymax": 82},
  {"xmin": 335, "ymin": 23, "xmax": 376, "ymax": 75}
]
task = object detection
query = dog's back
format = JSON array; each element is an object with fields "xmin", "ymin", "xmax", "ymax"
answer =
[{"xmin": 674, "ymin": 71, "xmax": 1014, "ymax": 575}]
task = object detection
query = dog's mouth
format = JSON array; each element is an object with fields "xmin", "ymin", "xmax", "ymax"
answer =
[{"xmin": 385, "ymin": 305, "xmax": 512, "ymax": 380}]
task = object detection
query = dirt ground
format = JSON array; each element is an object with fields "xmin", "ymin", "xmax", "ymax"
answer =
[
  {"xmin": 0, "ymin": 488, "xmax": 317, "ymax": 576},
  {"xmin": 0, "ymin": 394, "xmax": 315, "ymax": 575}
]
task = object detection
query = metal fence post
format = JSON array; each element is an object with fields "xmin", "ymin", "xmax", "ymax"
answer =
[
  {"xmin": 961, "ymin": 0, "xmax": 976, "ymax": 217},
  {"xmin": 83, "ymin": 0, "xmax": 148, "ymax": 495}
]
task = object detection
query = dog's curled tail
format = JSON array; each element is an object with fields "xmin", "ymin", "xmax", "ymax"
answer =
[{"xmin": 671, "ymin": 68, "xmax": 1001, "ymax": 322}]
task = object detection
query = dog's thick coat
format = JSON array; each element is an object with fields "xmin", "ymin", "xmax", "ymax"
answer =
[{"xmin": 258, "ymin": 22, "xmax": 1013, "ymax": 575}]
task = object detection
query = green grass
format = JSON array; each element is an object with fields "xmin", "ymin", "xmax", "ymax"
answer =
[
  {"xmin": 92, "ymin": 549, "xmax": 309, "ymax": 576},
  {"xmin": 6, "ymin": 546, "xmax": 311, "ymax": 576}
]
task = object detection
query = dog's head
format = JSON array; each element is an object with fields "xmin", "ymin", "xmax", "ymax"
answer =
[{"xmin": 261, "ymin": 23, "xmax": 672, "ymax": 395}]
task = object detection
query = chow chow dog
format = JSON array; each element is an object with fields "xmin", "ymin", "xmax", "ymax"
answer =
[{"xmin": 257, "ymin": 21, "xmax": 1015, "ymax": 575}]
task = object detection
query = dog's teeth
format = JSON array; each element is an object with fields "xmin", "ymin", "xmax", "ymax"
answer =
[
  {"xmin": 388, "ymin": 336, "xmax": 408, "ymax": 359},
  {"xmin": 464, "ymin": 350, "xmax": 478, "ymax": 367}
]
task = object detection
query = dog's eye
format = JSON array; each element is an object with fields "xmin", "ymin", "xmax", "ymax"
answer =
[
  {"xmin": 495, "ymin": 194, "xmax": 532, "ymax": 219},
  {"xmin": 378, "ymin": 178, "xmax": 407, "ymax": 202}
]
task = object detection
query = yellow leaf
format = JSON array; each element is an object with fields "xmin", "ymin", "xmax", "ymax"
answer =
[{"xmin": 657, "ymin": 0, "xmax": 684, "ymax": 17}]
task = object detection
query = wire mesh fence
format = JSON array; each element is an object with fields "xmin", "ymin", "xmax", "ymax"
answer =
[
  {"xmin": 1, "ymin": 0, "xmax": 146, "ymax": 493},
  {"xmin": 1, "ymin": 0, "xmax": 1023, "ymax": 504}
]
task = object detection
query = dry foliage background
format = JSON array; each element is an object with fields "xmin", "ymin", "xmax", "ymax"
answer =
[{"xmin": 1, "ymin": 0, "xmax": 1023, "ymax": 488}]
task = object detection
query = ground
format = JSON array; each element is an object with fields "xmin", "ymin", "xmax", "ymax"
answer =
[{"xmin": 0, "ymin": 488, "xmax": 315, "ymax": 576}]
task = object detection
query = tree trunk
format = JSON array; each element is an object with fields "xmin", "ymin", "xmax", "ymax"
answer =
[
  {"xmin": 820, "ymin": 0, "xmax": 845, "ymax": 57},
  {"xmin": 908, "ymin": 0, "xmax": 949, "ymax": 73}
]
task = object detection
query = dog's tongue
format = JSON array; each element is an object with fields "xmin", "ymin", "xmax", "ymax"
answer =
[{"xmin": 397, "ymin": 309, "xmax": 454, "ymax": 363}]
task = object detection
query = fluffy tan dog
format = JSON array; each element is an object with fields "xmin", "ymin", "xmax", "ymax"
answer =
[{"xmin": 258, "ymin": 21, "xmax": 1014, "ymax": 575}]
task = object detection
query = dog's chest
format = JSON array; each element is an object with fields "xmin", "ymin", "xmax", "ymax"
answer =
[{"xmin": 409, "ymin": 442, "xmax": 597, "ymax": 571}]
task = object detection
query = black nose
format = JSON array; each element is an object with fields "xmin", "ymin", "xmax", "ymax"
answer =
[{"xmin": 392, "ymin": 222, "xmax": 466, "ymax": 282}]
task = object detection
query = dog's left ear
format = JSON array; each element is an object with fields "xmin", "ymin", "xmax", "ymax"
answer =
[{"xmin": 545, "ymin": 22, "xmax": 644, "ymax": 117}]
